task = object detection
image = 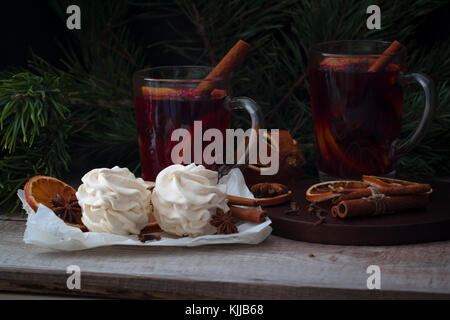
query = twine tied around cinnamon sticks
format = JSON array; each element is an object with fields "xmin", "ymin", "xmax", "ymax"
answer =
[
  {"xmin": 365, "ymin": 186, "xmax": 389, "ymax": 216},
  {"xmin": 332, "ymin": 183, "xmax": 431, "ymax": 219}
]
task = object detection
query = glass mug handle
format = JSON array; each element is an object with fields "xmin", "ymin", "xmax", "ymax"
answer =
[
  {"xmin": 217, "ymin": 97, "xmax": 263, "ymax": 179},
  {"xmin": 393, "ymin": 73, "xmax": 436, "ymax": 157}
]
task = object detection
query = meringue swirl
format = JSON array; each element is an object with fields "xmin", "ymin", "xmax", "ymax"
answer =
[
  {"xmin": 77, "ymin": 166, "xmax": 152, "ymax": 235},
  {"xmin": 152, "ymin": 164, "xmax": 229, "ymax": 237}
]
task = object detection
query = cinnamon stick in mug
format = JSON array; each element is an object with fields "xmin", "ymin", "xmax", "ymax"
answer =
[
  {"xmin": 195, "ymin": 40, "xmax": 251, "ymax": 96},
  {"xmin": 368, "ymin": 40, "xmax": 403, "ymax": 72}
]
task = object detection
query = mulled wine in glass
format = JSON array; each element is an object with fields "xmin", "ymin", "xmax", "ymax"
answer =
[
  {"xmin": 309, "ymin": 40, "xmax": 435, "ymax": 180},
  {"xmin": 133, "ymin": 66, "xmax": 262, "ymax": 181}
]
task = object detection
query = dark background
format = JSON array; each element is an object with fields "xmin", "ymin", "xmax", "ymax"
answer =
[
  {"xmin": 1, "ymin": 1, "xmax": 449, "ymax": 70},
  {"xmin": 0, "ymin": 1, "xmax": 68, "ymax": 69}
]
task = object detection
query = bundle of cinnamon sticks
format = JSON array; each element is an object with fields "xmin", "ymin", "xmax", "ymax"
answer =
[{"xmin": 331, "ymin": 183, "xmax": 432, "ymax": 219}]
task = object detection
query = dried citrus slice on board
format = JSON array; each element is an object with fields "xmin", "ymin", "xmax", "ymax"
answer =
[
  {"xmin": 363, "ymin": 175, "xmax": 408, "ymax": 188},
  {"xmin": 306, "ymin": 180, "xmax": 370, "ymax": 202},
  {"xmin": 362, "ymin": 175, "xmax": 433, "ymax": 195}
]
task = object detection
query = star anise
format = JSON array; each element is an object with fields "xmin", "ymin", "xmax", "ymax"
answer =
[
  {"xmin": 50, "ymin": 192, "xmax": 82, "ymax": 224},
  {"xmin": 210, "ymin": 209, "xmax": 239, "ymax": 234}
]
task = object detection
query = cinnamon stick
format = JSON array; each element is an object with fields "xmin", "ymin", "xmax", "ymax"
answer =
[
  {"xmin": 226, "ymin": 191, "xmax": 292, "ymax": 208},
  {"xmin": 230, "ymin": 206, "xmax": 267, "ymax": 223},
  {"xmin": 334, "ymin": 194, "xmax": 429, "ymax": 219},
  {"xmin": 368, "ymin": 40, "xmax": 403, "ymax": 72},
  {"xmin": 331, "ymin": 206, "xmax": 338, "ymax": 218},
  {"xmin": 227, "ymin": 195, "xmax": 260, "ymax": 207},
  {"xmin": 194, "ymin": 40, "xmax": 251, "ymax": 96},
  {"xmin": 338, "ymin": 183, "xmax": 431, "ymax": 202}
]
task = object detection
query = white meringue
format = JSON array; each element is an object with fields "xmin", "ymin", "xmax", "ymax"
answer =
[
  {"xmin": 77, "ymin": 166, "xmax": 152, "ymax": 235},
  {"xmin": 152, "ymin": 164, "xmax": 229, "ymax": 237}
]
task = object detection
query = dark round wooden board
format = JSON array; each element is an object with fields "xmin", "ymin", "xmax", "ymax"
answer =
[{"xmin": 266, "ymin": 179, "xmax": 450, "ymax": 246}]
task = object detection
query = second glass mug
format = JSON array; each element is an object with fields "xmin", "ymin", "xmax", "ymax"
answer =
[
  {"xmin": 133, "ymin": 66, "xmax": 262, "ymax": 181},
  {"xmin": 309, "ymin": 40, "xmax": 436, "ymax": 180}
]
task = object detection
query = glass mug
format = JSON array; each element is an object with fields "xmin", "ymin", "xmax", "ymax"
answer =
[
  {"xmin": 133, "ymin": 66, "xmax": 262, "ymax": 181},
  {"xmin": 309, "ymin": 40, "xmax": 436, "ymax": 180}
]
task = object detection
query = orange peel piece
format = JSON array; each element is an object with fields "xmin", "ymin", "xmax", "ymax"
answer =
[
  {"xmin": 320, "ymin": 57, "xmax": 367, "ymax": 70},
  {"xmin": 141, "ymin": 86, "xmax": 227, "ymax": 99},
  {"xmin": 141, "ymin": 86, "xmax": 179, "ymax": 98}
]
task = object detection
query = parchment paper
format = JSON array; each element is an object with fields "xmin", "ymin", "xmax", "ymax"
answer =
[{"xmin": 18, "ymin": 169, "xmax": 272, "ymax": 251}]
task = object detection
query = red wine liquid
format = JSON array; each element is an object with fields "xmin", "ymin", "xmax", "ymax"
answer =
[
  {"xmin": 310, "ymin": 63, "xmax": 403, "ymax": 178},
  {"xmin": 134, "ymin": 88, "xmax": 231, "ymax": 181}
]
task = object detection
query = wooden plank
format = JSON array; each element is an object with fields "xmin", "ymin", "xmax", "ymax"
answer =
[
  {"xmin": 0, "ymin": 292, "xmax": 93, "ymax": 300},
  {"xmin": 0, "ymin": 220, "xmax": 449, "ymax": 299}
]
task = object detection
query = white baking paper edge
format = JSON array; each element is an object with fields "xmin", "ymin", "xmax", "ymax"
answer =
[{"xmin": 18, "ymin": 169, "xmax": 272, "ymax": 251}]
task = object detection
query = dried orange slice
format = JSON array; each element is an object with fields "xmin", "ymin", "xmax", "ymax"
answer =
[
  {"xmin": 306, "ymin": 180, "xmax": 370, "ymax": 202},
  {"xmin": 142, "ymin": 86, "xmax": 227, "ymax": 99},
  {"xmin": 24, "ymin": 176, "xmax": 86, "ymax": 230},
  {"xmin": 24, "ymin": 176, "xmax": 77, "ymax": 212},
  {"xmin": 141, "ymin": 86, "xmax": 178, "ymax": 98},
  {"xmin": 362, "ymin": 175, "xmax": 433, "ymax": 195},
  {"xmin": 320, "ymin": 57, "xmax": 367, "ymax": 70},
  {"xmin": 362, "ymin": 175, "xmax": 403, "ymax": 188}
]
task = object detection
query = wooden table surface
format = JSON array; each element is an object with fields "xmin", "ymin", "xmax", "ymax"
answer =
[{"xmin": 0, "ymin": 216, "xmax": 449, "ymax": 299}]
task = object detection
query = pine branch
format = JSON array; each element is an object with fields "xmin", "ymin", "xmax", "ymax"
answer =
[
  {"xmin": 0, "ymin": 65, "xmax": 74, "ymax": 213},
  {"xmin": 2, "ymin": 0, "xmax": 450, "ymax": 215}
]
